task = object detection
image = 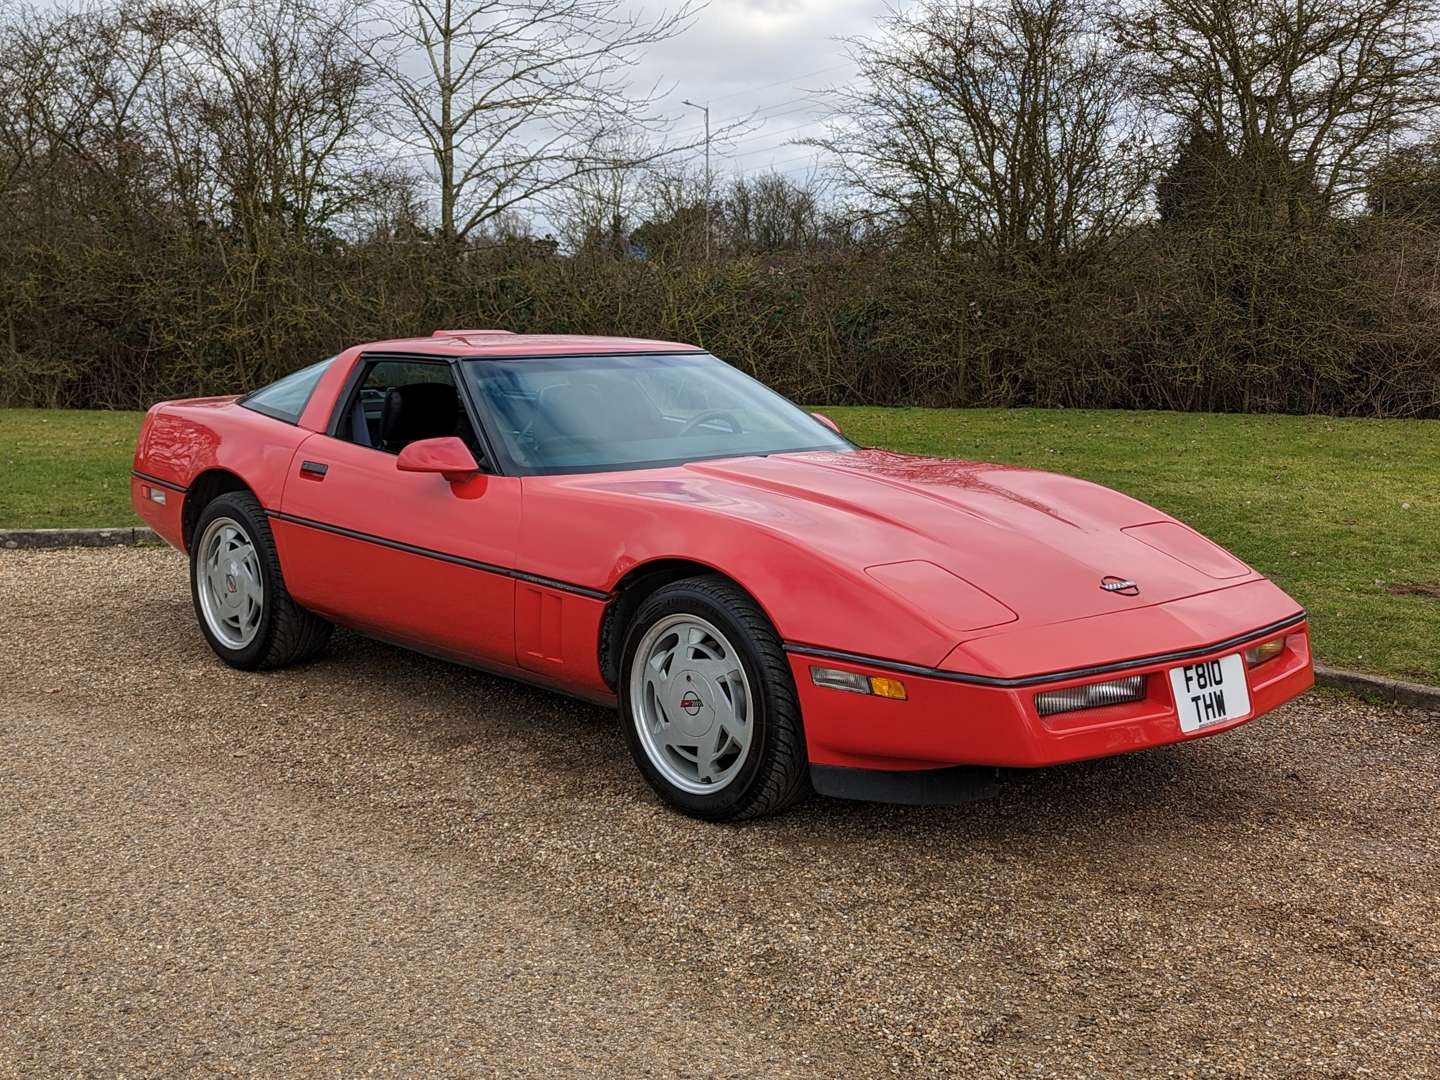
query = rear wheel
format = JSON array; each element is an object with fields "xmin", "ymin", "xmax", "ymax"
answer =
[
  {"xmin": 190, "ymin": 491, "xmax": 331, "ymax": 670},
  {"xmin": 620, "ymin": 576, "xmax": 809, "ymax": 821}
]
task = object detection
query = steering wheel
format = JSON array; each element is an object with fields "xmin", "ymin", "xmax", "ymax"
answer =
[{"xmin": 678, "ymin": 409, "xmax": 742, "ymax": 436}]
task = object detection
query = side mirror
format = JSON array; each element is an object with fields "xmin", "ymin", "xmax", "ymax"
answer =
[
  {"xmin": 810, "ymin": 411, "xmax": 842, "ymax": 435},
  {"xmin": 396, "ymin": 436, "xmax": 482, "ymax": 483}
]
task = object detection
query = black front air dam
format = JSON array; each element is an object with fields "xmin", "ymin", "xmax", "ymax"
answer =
[{"xmin": 809, "ymin": 764, "xmax": 1001, "ymax": 806}]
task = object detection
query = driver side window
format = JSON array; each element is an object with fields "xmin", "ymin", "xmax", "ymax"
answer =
[{"xmin": 337, "ymin": 359, "xmax": 481, "ymax": 457}]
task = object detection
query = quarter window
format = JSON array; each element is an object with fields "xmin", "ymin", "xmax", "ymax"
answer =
[{"xmin": 240, "ymin": 358, "xmax": 332, "ymax": 424}]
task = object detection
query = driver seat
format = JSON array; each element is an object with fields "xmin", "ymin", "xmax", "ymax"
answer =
[
  {"xmin": 379, "ymin": 383, "xmax": 460, "ymax": 452},
  {"xmin": 532, "ymin": 382, "xmax": 612, "ymax": 441}
]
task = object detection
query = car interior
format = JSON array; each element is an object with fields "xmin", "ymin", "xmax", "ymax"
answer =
[
  {"xmin": 333, "ymin": 355, "xmax": 833, "ymax": 473},
  {"xmin": 486, "ymin": 373, "xmax": 742, "ymax": 465},
  {"xmin": 480, "ymin": 368, "xmax": 760, "ymax": 469},
  {"xmin": 338, "ymin": 362, "xmax": 483, "ymax": 459}
]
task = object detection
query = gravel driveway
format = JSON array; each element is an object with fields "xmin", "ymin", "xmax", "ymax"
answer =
[{"xmin": 2, "ymin": 548, "xmax": 1437, "ymax": 1078}]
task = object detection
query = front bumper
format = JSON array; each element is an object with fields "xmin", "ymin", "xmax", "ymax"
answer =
[{"xmin": 790, "ymin": 617, "xmax": 1313, "ymax": 772}]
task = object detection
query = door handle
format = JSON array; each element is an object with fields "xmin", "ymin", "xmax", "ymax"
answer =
[{"xmin": 299, "ymin": 460, "xmax": 329, "ymax": 480}]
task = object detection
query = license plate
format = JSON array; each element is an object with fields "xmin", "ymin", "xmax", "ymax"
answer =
[{"xmin": 1169, "ymin": 653, "xmax": 1252, "ymax": 733}]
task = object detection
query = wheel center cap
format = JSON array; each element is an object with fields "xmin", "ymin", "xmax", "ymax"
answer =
[
  {"xmin": 672, "ymin": 674, "xmax": 713, "ymax": 738},
  {"xmin": 225, "ymin": 573, "xmax": 237, "ymax": 594}
]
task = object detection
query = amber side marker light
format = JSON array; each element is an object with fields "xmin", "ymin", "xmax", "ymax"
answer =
[
  {"xmin": 1244, "ymin": 639, "xmax": 1286, "ymax": 666},
  {"xmin": 810, "ymin": 666, "xmax": 908, "ymax": 700}
]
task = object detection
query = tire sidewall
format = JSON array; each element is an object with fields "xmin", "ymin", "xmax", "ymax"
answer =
[
  {"xmin": 619, "ymin": 583, "xmax": 786, "ymax": 820},
  {"xmin": 189, "ymin": 494, "xmax": 275, "ymax": 669}
]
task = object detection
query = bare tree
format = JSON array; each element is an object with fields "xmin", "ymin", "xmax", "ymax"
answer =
[
  {"xmin": 149, "ymin": 0, "xmax": 389, "ymax": 243},
  {"xmin": 626, "ymin": 158, "xmax": 709, "ymax": 259},
  {"xmin": 0, "ymin": 2, "xmax": 175, "ymax": 217},
  {"xmin": 555, "ymin": 131, "xmax": 653, "ymax": 255},
  {"xmin": 722, "ymin": 171, "xmax": 823, "ymax": 255},
  {"xmin": 815, "ymin": 0, "xmax": 1154, "ymax": 262},
  {"xmin": 1112, "ymin": 0, "xmax": 1440, "ymax": 215},
  {"xmin": 372, "ymin": 0, "xmax": 697, "ymax": 244},
  {"xmin": 1370, "ymin": 134, "xmax": 1440, "ymax": 219},
  {"xmin": 0, "ymin": 5, "xmax": 66, "ymax": 201}
]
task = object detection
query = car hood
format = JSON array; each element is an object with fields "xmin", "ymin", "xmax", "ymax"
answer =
[{"xmin": 613, "ymin": 449, "xmax": 1257, "ymax": 635}]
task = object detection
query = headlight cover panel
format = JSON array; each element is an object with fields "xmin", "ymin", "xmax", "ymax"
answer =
[
  {"xmin": 1121, "ymin": 521, "xmax": 1249, "ymax": 579},
  {"xmin": 864, "ymin": 560, "xmax": 1019, "ymax": 634}
]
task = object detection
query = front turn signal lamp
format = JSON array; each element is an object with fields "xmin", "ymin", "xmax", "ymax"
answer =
[
  {"xmin": 1035, "ymin": 675, "xmax": 1147, "ymax": 717},
  {"xmin": 1244, "ymin": 639, "xmax": 1286, "ymax": 667},
  {"xmin": 810, "ymin": 666, "xmax": 908, "ymax": 701}
]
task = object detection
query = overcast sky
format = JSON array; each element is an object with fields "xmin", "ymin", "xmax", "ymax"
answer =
[{"xmin": 635, "ymin": 0, "xmax": 889, "ymax": 183}]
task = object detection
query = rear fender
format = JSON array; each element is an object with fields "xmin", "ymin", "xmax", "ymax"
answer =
[{"xmin": 131, "ymin": 399, "xmax": 315, "ymax": 548}]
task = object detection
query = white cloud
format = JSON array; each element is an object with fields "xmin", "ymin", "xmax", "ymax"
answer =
[{"xmin": 632, "ymin": 0, "xmax": 886, "ymax": 178}]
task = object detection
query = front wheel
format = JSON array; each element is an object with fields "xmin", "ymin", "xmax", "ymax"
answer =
[
  {"xmin": 620, "ymin": 576, "xmax": 810, "ymax": 821},
  {"xmin": 190, "ymin": 491, "xmax": 331, "ymax": 670}
]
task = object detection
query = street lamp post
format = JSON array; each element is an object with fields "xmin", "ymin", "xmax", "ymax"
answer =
[{"xmin": 682, "ymin": 98, "xmax": 711, "ymax": 260}]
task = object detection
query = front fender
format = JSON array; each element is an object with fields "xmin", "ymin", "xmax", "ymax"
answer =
[{"xmin": 518, "ymin": 473, "xmax": 963, "ymax": 667}]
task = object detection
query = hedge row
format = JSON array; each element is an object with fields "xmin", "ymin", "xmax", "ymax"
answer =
[{"xmin": 3, "ymin": 218, "xmax": 1438, "ymax": 416}]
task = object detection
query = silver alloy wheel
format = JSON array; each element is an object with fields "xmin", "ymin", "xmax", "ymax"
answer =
[
  {"xmin": 196, "ymin": 516, "xmax": 264, "ymax": 650},
  {"xmin": 630, "ymin": 613, "xmax": 755, "ymax": 795}
]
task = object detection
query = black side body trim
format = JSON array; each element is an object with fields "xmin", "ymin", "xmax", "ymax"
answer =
[
  {"xmin": 786, "ymin": 610, "xmax": 1308, "ymax": 689},
  {"xmin": 131, "ymin": 469, "xmax": 188, "ymax": 494},
  {"xmin": 810, "ymin": 764, "xmax": 1001, "ymax": 806},
  {"xmin": 266, "ymin": 509, "xmax": 611, "ymax": 600}
]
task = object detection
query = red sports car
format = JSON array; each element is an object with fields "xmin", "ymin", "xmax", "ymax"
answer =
[{"xmin": 131, "ymin": 330, "xmax": 1313, "ymax": 819}]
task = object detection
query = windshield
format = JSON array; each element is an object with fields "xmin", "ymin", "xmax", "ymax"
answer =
[{"xmin": 462, "ymin": 352, "xmax": 851, "ymax": 474}]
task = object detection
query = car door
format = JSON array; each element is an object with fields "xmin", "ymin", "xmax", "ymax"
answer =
[{"xmin": 274, "ymin": 356, "xmax": 522, "ymax": 668}]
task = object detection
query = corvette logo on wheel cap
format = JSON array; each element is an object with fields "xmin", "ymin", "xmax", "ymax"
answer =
[
  {"xmin": 1101, "ymin": 576, "xmax": 1140, "ymax": 595},
  {"xmin": 679, "ymin": 691, "xmax": 703, "ymax": 715}
]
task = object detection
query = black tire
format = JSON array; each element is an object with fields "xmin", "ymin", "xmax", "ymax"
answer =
[
  {"xmin": 189, "ymin": 491, "xmax": 331, "ymax": 670},
  {"xmin": 619, "ymin": 575, "xmax": 810, "ymax": 821}
]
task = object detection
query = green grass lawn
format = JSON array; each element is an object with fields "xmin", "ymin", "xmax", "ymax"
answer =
[
  {"xmin": 3, "ymin": 405, "xmax": 1437, "ymax": 683},
  {"xmin": 1, "ymin": 408, "xmax": 145, "ymax": 529},
  {"xmin": 826, "ymin": 407, "xmax": 1439, "ymax": 685}
]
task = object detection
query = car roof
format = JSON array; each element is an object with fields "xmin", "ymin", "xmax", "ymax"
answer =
[{"xmin": 357, "ymin": 330, "xmax": 705, "ymax": 358}]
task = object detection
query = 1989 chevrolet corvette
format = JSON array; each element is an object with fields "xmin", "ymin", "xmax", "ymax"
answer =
[{"xmin": 132, "ymin": 330, "xmax": 1313, "ymax": 819}]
